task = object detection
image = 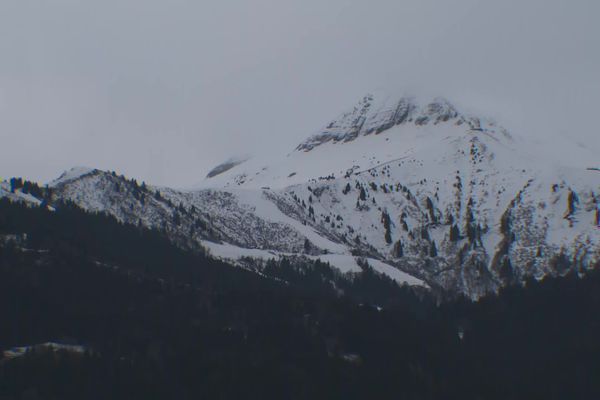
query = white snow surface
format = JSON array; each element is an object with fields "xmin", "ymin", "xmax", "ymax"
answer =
[
  {"xmin": 204, "ymin": 241, "xmax": 426, "ymax": 287},
  {"xmin": 0, "ymin": 181, "xmax": 43, "ymax": 206},
  {"xmin": 197, "ymin": 94, "xmax": 509, "ymax": 191},
  {"xmin": 49, "ymin": 166, "xmax": 97, "ymax": 187}
]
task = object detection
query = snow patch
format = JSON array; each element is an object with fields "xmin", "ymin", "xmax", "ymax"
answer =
[
  {"xmin": 203, "ymin": 241, "xmax": 426, "ymax": 286},
  {"xmin": 49, "ymin": 166, "xmax": 97, "ymax": 187}
]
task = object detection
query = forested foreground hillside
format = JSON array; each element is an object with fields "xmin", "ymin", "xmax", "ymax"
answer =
[{"xmin": 0, "ymin": 199, "xmax": 599, "ymax": 399}]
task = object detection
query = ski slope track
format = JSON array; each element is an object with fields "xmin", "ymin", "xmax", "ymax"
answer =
[{"xmin": 8, "ymin": 93, "xmax": 600, "ymax": 298}]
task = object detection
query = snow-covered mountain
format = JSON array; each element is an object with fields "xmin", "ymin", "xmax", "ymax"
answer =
[{"xmin": 5, "ymin": 93, "xmax": 599, "ymax": 298}]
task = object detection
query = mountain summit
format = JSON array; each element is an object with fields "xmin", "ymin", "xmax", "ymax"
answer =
[
  {"xmin": 201, "ymin": 93, "xmax": 514, "ymax": 191},
  {"xmin": 296, "ymin": 94, "xmax": 510, "ymax": 152}
]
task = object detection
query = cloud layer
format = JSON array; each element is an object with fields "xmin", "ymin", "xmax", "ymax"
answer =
[{"xmin": 1, "ymin": 0, "xmax": 598, "ymax": 186}]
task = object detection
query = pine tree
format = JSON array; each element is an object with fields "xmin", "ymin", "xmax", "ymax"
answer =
[
  {"xmin": 10, "ymin": 177, "xmax": 23, "ymax": 193},
  {"xmin": 385, "ymin": 229, "xmax": 392, "ymax": 244},
  {"xmin": 499, "ymin": 257, "xmax": 514, "ymax": 283},
  {"xmin": 425, "ymin": 197, "xmax": 437, "ymax": 223},
  {"xmin": 449, "ymin": 225, "xmax": 461, "ymax": 242},
  {"xmin": 304, "ymin": 238, "xmax": 311, "ymax": 253},
  {"xmin": 381, "ymin": 211, "xmax": 392, "ymax": 244},
  {"xmin": 393, "ymin": 240, "xmax": 403, "ymax": 257},
  {"xmin": 343, "ymin": 183, "xmax": 351, "ymax": 195},
  {"xmin": 565, "ymin": 190, "xmax": 578, "ymax": 219},
  {"xmin": 429, "ymin": 241, "xmax": 437, "ymax": 257}
]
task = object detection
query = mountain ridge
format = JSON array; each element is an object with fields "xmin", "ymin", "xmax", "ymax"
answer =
[
  {"xmin": 3, "ymin": 92, "xmax": 599, "ymax": 298},
  {"xmin": 295, "ymin": 94, "xmax": 511, "ymax": 152}
]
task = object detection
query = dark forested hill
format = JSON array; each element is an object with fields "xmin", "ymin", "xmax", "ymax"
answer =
[{"xmin": 0, "ymin": 199, "xmax": 599, "ymax": 399}]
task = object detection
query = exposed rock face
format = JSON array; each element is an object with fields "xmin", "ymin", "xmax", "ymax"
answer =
[
  {"xmin": 206, "ymin": 156, "xmax": 251, "ymax": 178},
  {"xmin": 296, "ymin": 94, "xmax": 510, "ymax": 152}
]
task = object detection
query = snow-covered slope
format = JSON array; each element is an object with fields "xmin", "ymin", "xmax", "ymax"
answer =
[
  {"xmin": 44, "ymin": 168, "xmax": 426, "ymax": 287},
  {"xmin": 199, "ymin": 95, "xmax": 511, "ymax": 191},
  {"xmin": 0, "ymin": 180, "xmax": 44, "ymax": 207},
  {"xmin": 48, "ymin": 166, "xmax": 98, "ymax": 187},
  {"xmin": 14, "ymin": 92, "xmax": 599, "ymax": 298}
]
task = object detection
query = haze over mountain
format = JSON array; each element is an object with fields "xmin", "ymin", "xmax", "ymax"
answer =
[
  {"xmin": 4, "ymin": 91, "xmax": 598, "ymax": 299},
  {"xmin": 1, "ymin": 0, "xmax": 599, "ymax": 186}
]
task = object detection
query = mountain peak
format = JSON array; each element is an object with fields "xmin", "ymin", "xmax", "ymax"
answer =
[
  {"xmin": 198, "ymin": 92, "xmax": 516, "ymax": 190},
  {"xmin": 296, "ymin": 93, "xmax": 507, "ymax": 152},
  {"xmin": 48, "ymin": 167, "xmax": 99, "ymax": 187}
]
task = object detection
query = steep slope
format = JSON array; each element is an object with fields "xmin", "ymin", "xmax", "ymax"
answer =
[
  {"xmin": 16, "ymin": 92, "xmax": 599, "ymax": 298},
  {"xmin": 44, "ymin": 167, "xmax": 425, "ymax": 287},
  {"xmin": 194, "ymin": 93, "xmax": 600, "ymax": 297},
  {"xmin": 0, "ymin": 180, "xmax": 44, "ymax": 207},
  {"xmin": 200, "ymin": 95, "xmax": 511, "ymax": 190}
]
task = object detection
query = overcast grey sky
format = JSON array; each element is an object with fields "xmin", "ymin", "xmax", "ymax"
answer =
[{"xmin": 1, "ymin": 0, "xmax": 598, "ymax": 187}]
